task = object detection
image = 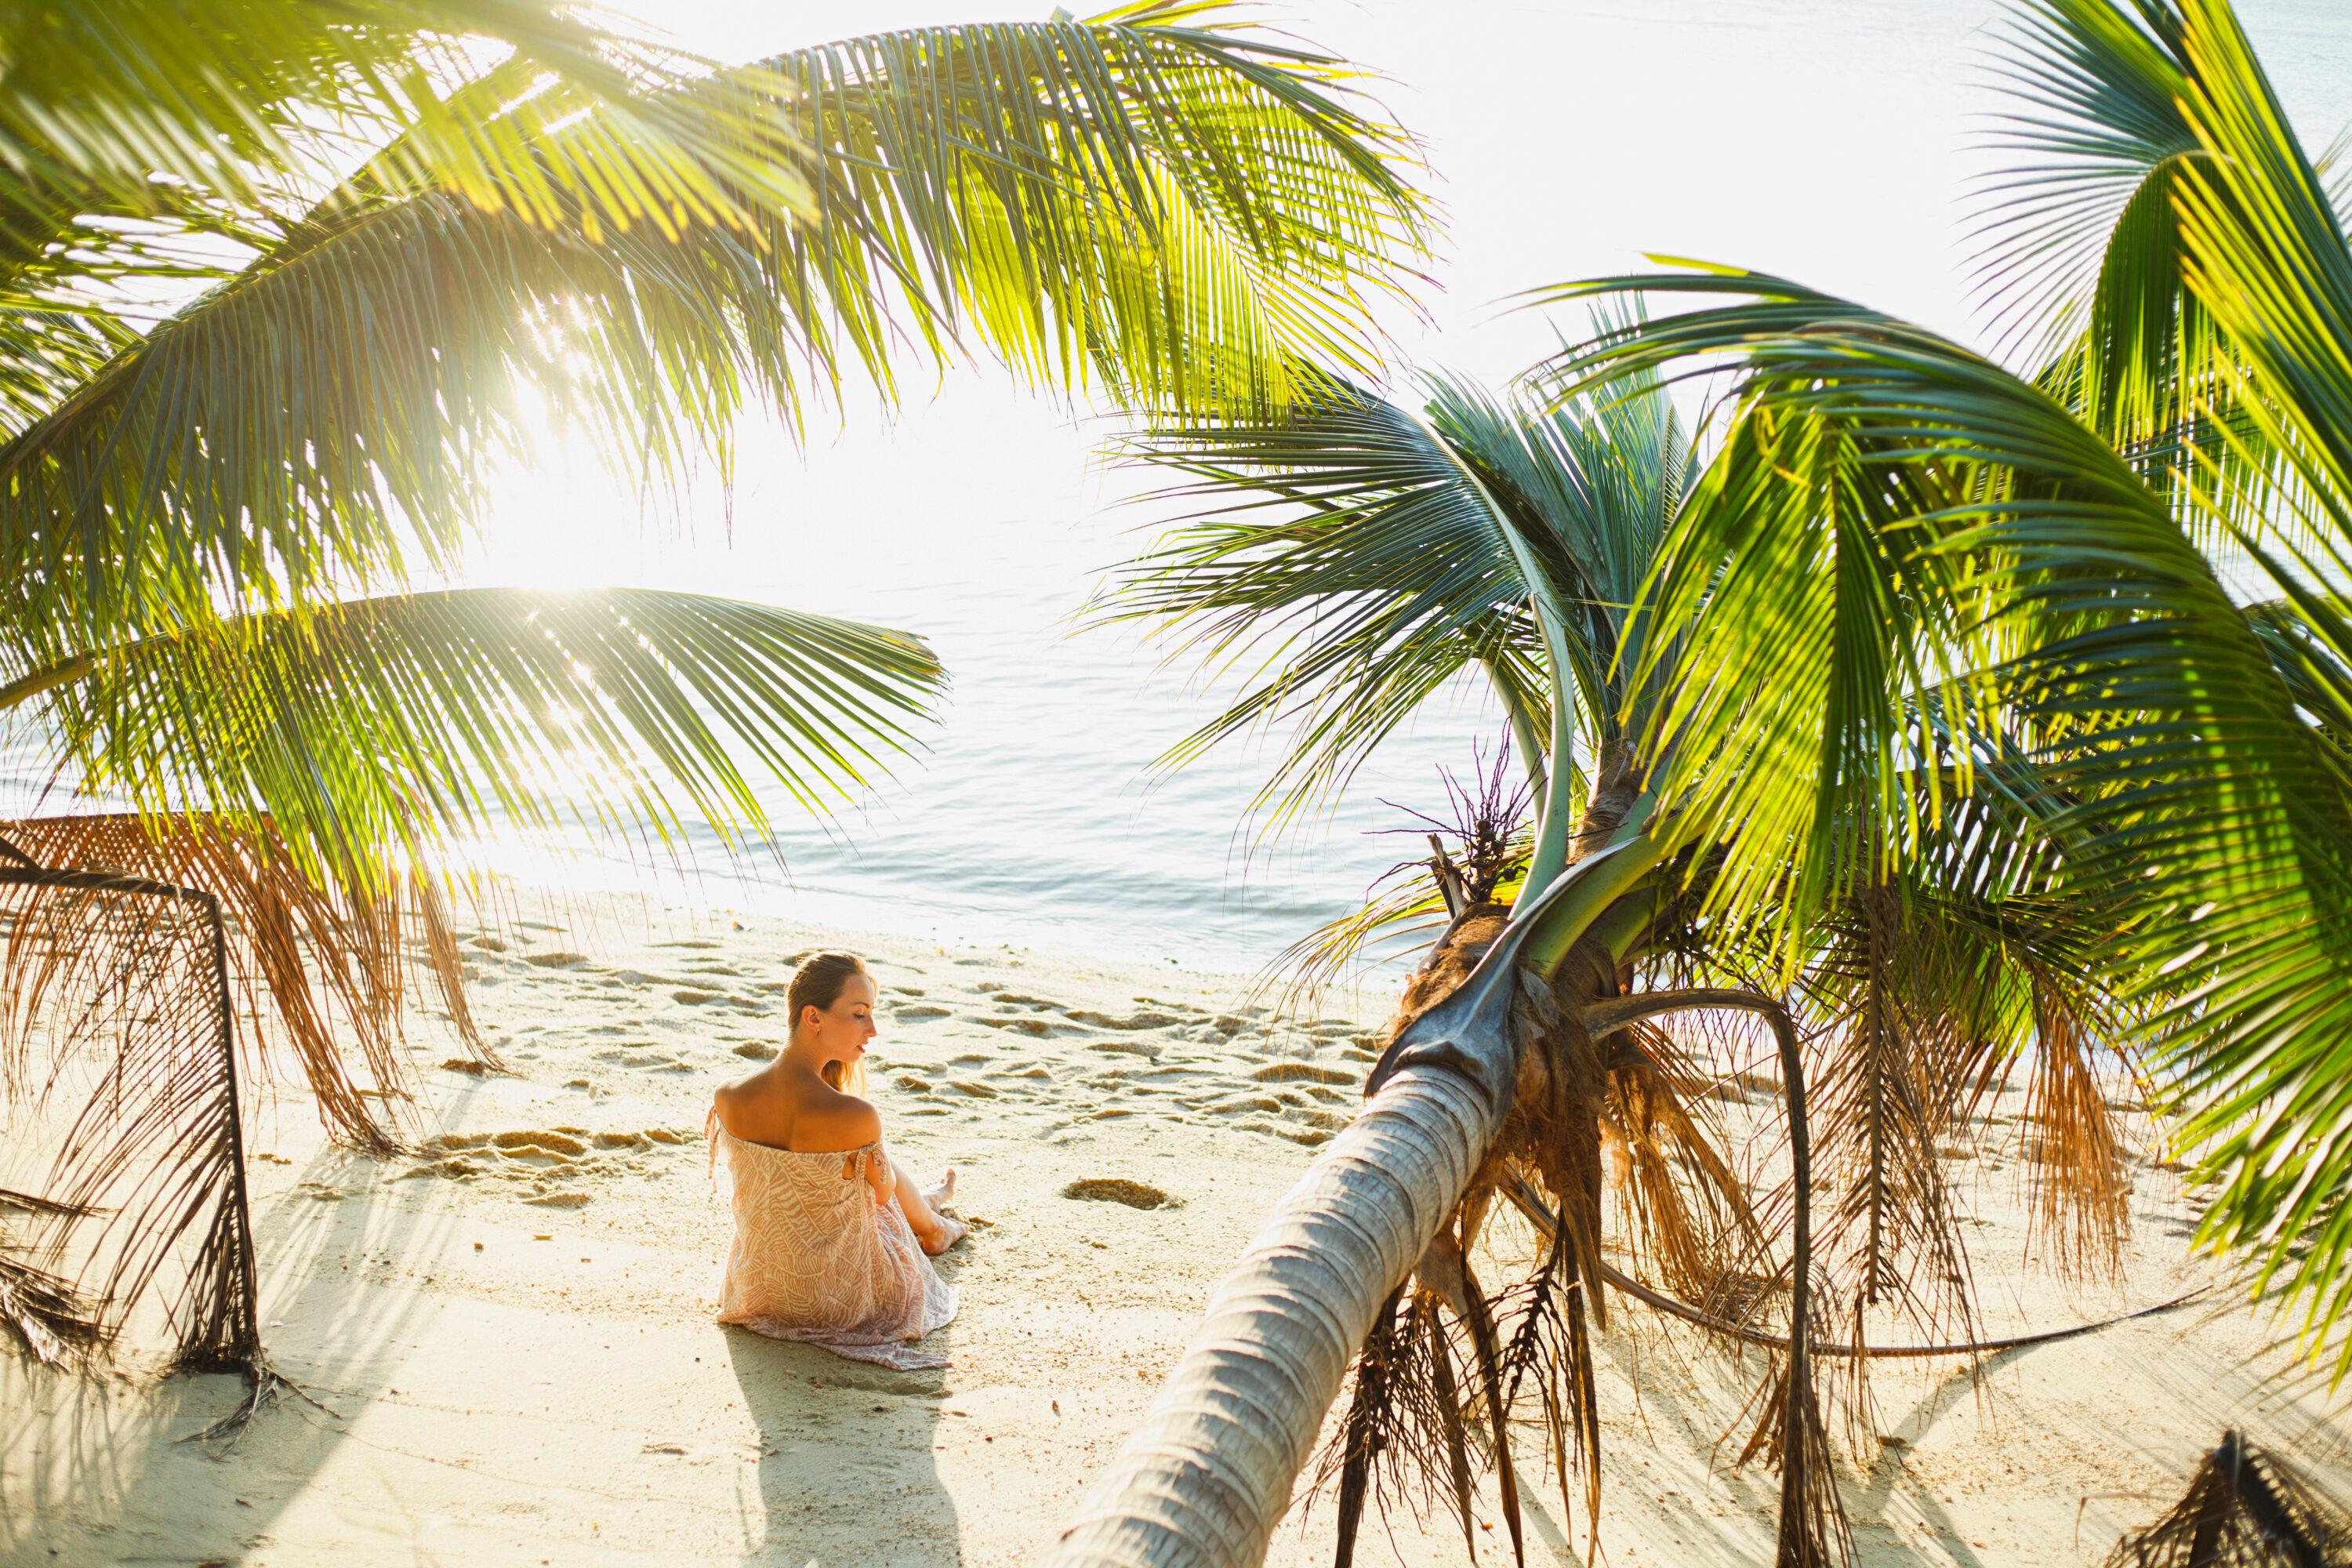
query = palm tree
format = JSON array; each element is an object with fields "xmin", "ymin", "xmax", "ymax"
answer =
[
  {"xmin": 0, "ymin": 1, "xmax": 1429, "ymax": 1377},
  {"xmin": 1072, "ymin": 364, "xmax": 2149, "ymax": 1566},
  {"xmin": 1524, "ymin": 0, "xmax": 2352, "ymax": 1384},
  {"xmin": 1050, "ymin": 2, "xmax": 2352, "ymax": 1562}
]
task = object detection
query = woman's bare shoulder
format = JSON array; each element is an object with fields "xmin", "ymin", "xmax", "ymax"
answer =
[
  {"xmin": 789, "ymin": 1089, "xmax": 881, "ymax": 1153},
  {"xmin": 712, "ymin": 1068, "xmax": 803, "ymax": 1138}
]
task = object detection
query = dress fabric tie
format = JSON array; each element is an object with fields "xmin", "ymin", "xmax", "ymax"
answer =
[{"xmin": 707, "ymin": 1109, "xmax": 957, "ymax": 1370}]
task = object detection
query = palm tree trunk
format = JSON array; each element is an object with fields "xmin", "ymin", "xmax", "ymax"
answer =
[
  {"xmin": 1050, "ymin": 1045, "xmax": 1505, "ymax": 1565},
  {"xmin": 1047, "ymin": 844, "xmax": 1663, "ymax": 1566}
]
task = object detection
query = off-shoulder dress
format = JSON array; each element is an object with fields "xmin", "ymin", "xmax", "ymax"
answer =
[{"xmin": 706, "ymin": 1109, "xmax": 957, "ymax": 1370}]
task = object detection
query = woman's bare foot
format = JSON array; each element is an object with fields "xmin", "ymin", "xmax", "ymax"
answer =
[
  {"xmin": 923, "ymin": 1167, "xmax": 958, "ymax": 1210},
  {"xmin": 920, "ymin": 1214, "xmax": 967, "ymax": 1256}
]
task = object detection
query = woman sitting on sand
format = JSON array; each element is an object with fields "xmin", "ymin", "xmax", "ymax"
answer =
[{"xmin": 708, "ymin": 951, "xmax": 964, "ymax": 1370}]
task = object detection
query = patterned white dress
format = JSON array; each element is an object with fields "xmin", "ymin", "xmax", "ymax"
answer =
[{"xmin": 707, "ymin": 1109, "xmax": 957, "ymax": 1370}]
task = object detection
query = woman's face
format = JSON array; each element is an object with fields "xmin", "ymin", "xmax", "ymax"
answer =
[{"xmin": 801, "ymin": 973, "xmax": 879, "ymax": 1061}]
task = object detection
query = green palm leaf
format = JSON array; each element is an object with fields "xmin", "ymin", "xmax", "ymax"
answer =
[
  {"xmin": 1531, "ymin": 151, "xmax": 2352, "ymax": 1379},
  {"xmin": 1102, "ymin": 365, "xmax": 1682, "ymax": 850},
  {"xmin": 5, "ymin": 587, "xmax": 942, "ymax": 884},
  {"xmin": 0, "ymin": 3, "xmax": 811, "ymax": 245},
  {"xmin": 1103, "ymin": 378, "xmax": 1548, "ymax": 828},
  {"xmin": 0, "ymin": 5, "xmax": 1430, "ymax": 650}
]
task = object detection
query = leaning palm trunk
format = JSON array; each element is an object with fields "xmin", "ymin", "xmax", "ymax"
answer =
[
  {"xmin": 1053, "ymin": 1014, "xmax": 1501, "ymax": 1562},
  {"xmin": 1051, "ymin": 840, "xmax": 1690, "ymax": 1564}
]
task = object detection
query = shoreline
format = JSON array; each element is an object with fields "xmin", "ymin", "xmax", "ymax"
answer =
[{"xmin": 4, "ymin": 897, "xmax": 2345, "ymax": 1566}]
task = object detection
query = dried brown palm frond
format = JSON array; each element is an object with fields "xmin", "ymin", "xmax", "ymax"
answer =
[
  {"xmin": 2107, "ymin": 1431, "xmax": 2352, "ymax": 1567},
  {"xmin": 1793, "ymin": 882, "xmax": 1989, "ymax": 1450},
  {"xmin": 1493, "ymin": 1176, "xmax": 1601, "ymax": 1551},
  {"xmin": 0, "ymin": 812, "xmax": 486, "ymax": 1152},
  {"xmin": 1731, "ymin": 1348, "xmax": 1853, "ymax": 1568},
  {"xmin": 1599, "ymin": 1022, "xmax": 1762, "ymax": 1306},
  {"xmin": 0, "ymin": 1188, "xmax": 105, "ymax": 1365},
  {"xmin": 1802, "ymin": 884, "xmax": 1983, "ymax": 1305},
  {"xmin": 1320, "ymin": 866, "xmax": 1852, "ymax": 1566},
  {"xmin": 0, "ymin": 813, "xmax": 475, "ymax": 1428},
  {"xmin": 1317, "ymin": 1283, "xmax": 1479, "ymax": 1565},
  {"xmin": 0, "ymin": 854, "xmax": 281, "ymax": 1424},
  {"xmin": 2023, "ymin": 964, "xmax": 2139, "ymax": 1279}
]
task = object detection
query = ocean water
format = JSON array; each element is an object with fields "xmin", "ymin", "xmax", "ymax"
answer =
[
  {"xmin": 21, "ymin": 0, "xmax": 2352, "ymax": 981},
  {"xmin": 465, "ymin": 399, "xmax": 1507, "ymax": 975}
]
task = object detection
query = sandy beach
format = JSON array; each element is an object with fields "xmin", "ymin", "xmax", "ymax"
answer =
[{"xmin": 5, "ymin": 901, "xmax": 2346, "ymax": 1567}]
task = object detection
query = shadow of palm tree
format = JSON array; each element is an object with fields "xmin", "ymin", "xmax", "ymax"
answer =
[{"xmin": 0, "ymin": 1117, "xmax": 459, "ymax": 1563}]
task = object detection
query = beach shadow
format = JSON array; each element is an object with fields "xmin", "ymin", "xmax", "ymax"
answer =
[
  {"xmin": 1841, "ymin": 1345, "xmax": 2034, "ymax": 1567},
  {"xmin": 0, "ymin": 1127, "xmax": 459, "ymax": 1566},
  {"xmin": 1578, "ymin": 1328, "xmax": 1790, "ymax": 1563},
  {"xmin": 723, "ymin": 1238, "xmax": 967, "ymax": 1566}
]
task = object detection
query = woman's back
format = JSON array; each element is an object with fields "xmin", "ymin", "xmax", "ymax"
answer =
[
  {"xmin": 712, "ymin": 1059, "xmax": 879, "ymax": 1154},
  {"xmin": 709, "ymin": 1116, "xmax": 956, "ymax": 1370},
  {"xmin": 707, "ymin": 951, "xmax": 957, "ymax": 1370}
]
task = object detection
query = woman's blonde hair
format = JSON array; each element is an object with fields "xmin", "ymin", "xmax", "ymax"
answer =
[{"xmin": 789, "ymin": 950, "xmax": 872, "ymax": 1098}]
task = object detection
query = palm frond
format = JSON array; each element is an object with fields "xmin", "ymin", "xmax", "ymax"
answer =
[
  {"xmin": 1100, "ymin": 378, "xmax": 1544, "ymax": 828},
  {"xmin": 0, "ymin": 858, "xmax": 260, "ymax": 1377},
  {"xmin": 0, "ymin": 6, "xmax": 1432, "ymax": 655},
  {"xmin": 1971, "ymin": 0, "xmax": 2204, "ymax": 378},
  {"xmin": 10, "ymin": 587, "xmax": 942, "ymax": 886},
  {"xmin": 1100, "ymin": 365, "xmax": 1681, "ymax": 835},
  {"xmin": 0, "ymin": 813, "xmax": 483, "ymax": 1152},
  {"xmin": 770, "ymin": 5, "xmax": 1432, "ymax": 409},
  {"xmin": 0, "ymin": 2, "xmax": 811, "ymax": 249},
  {"xmin": 1530, "ymin": 268, "xmax": 2352, "ymax": 1368}
]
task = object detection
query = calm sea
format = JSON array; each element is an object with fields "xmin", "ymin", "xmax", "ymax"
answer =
[{"xmin": 20, "ymin": 1, "xmax": 2352, "ymax": 979}]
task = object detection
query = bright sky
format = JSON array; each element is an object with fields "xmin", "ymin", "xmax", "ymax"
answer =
[
  {"xmin": 469, "ymin": 0, "xmax": 2352, "ymax": 596},
  {"xmin": 477, "ymin": 0, "xmax": 2009, "ymax": 592}
]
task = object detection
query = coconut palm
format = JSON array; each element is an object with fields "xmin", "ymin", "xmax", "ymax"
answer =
[
  {"xmin": 1078, "ymin": 366, "xmax": 2151, "ymax": 1567},
  {"xmin": 1523, "ymin": 0, "xmax": 2352, "ymax": 1385},
  {"xmin": 1048, "ymin": 2, "xmax": 2351, "ymax": 1563},
  {"xmin": 5, "ymin": 0, "xmax": 1432, "ymax": 887},
  {"xmin": 0, "ymin": 0, "xmax": 1429, "ymax": 1377}
]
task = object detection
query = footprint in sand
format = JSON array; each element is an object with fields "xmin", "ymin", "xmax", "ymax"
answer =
[
  {"xmin": 1064, "ymin": 1009, "xmax": 1185, "ymax": 1032},
  {"xmin": 1062, "ymin": 1178, "xmax": 1178, "ymax": 1210},
  {"xmin": 1242, "ymin": 1120, "xmax": 1333, "ymax": 1147},
  {"xmin": 1253, "ymin": 1062, "xmax": 1359, "ymax": 1087},
  {"xmin": 404, "ymin": 1127, "xmax": 685, "ymax": 1188}
]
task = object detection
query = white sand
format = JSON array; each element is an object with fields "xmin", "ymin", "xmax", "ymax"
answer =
[{"xmin": 4, "ymin": 902, "xmax": 2346, "ymax": 1566}]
